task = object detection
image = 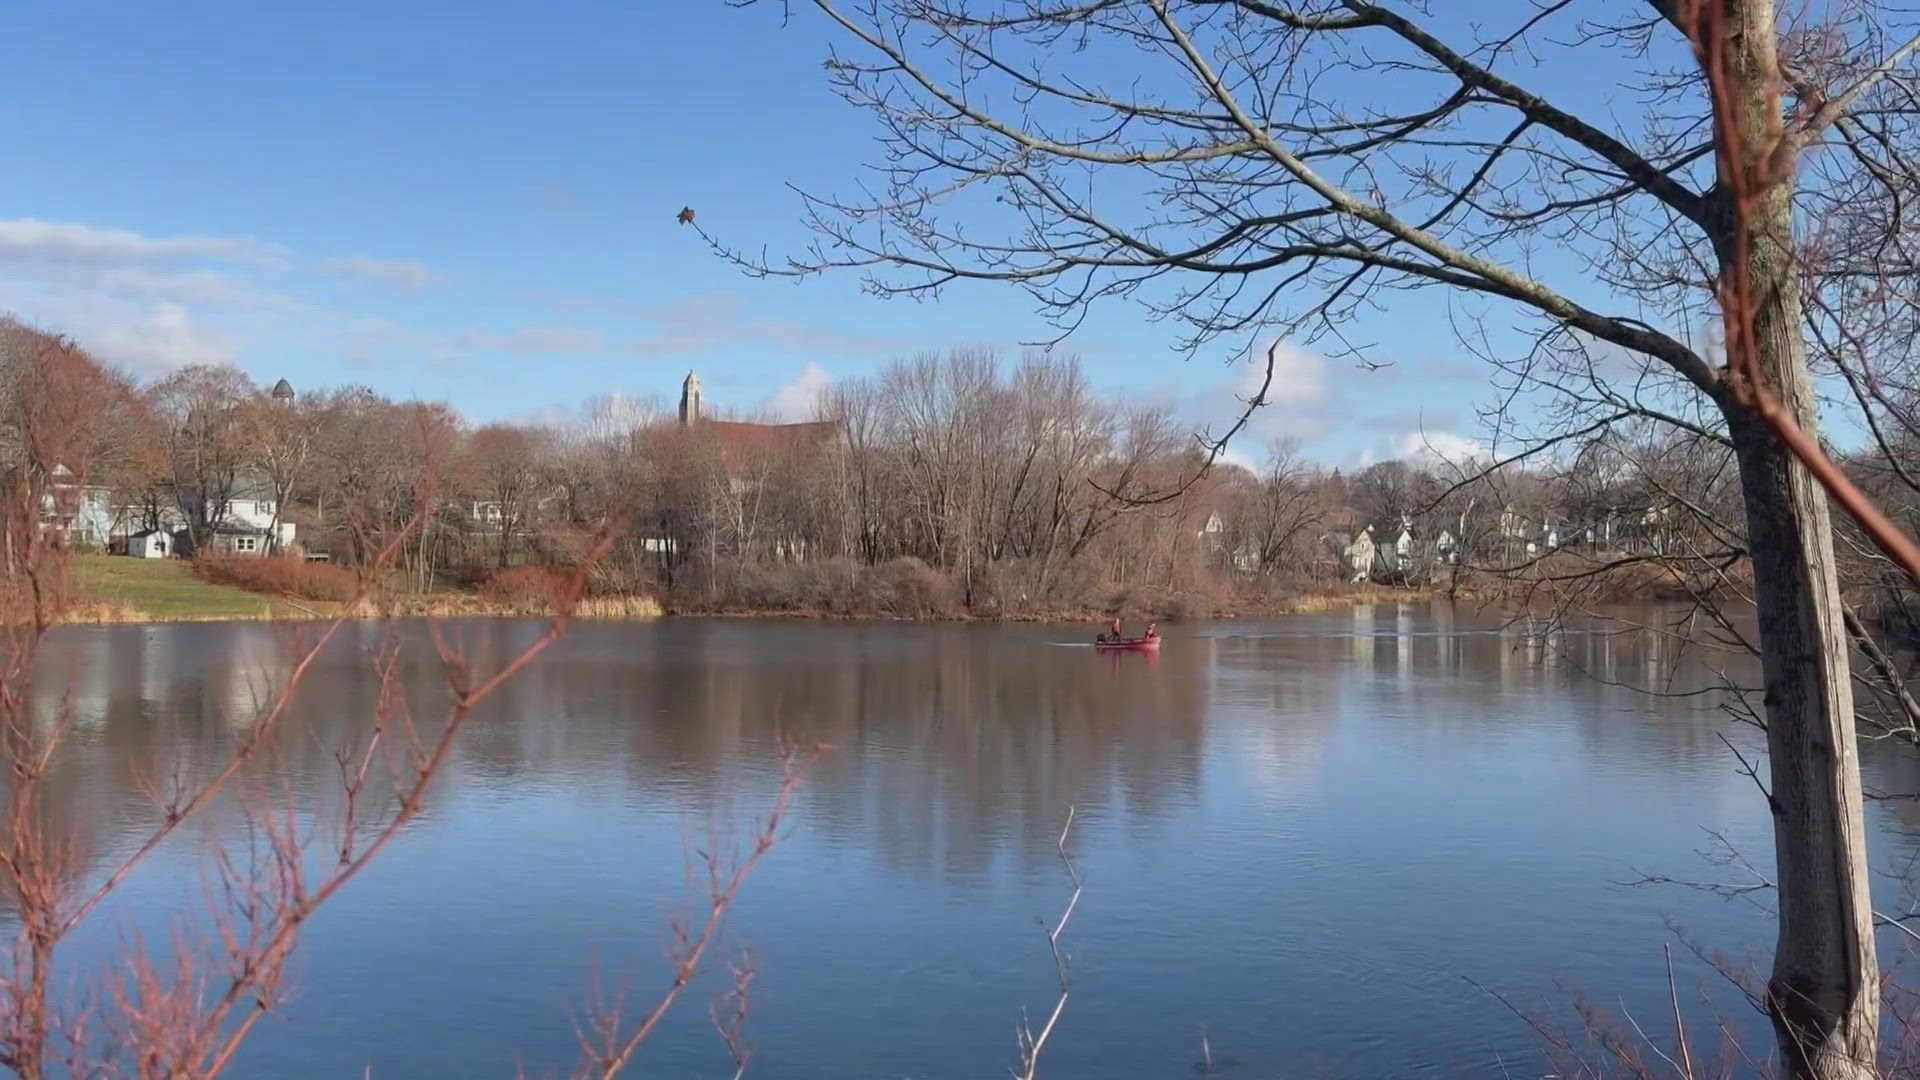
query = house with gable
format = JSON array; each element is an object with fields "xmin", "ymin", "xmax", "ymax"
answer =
[
  {"xmin": 112, "ymin": 470, "xmax": 296, "ymax": 558},
  {"xmin": 0, "ymin": 464, "xmax": 113, "ymax": 552},
  {"xmin": 184, "ymin": 472, "xmax": 295, "ymax": 557}
]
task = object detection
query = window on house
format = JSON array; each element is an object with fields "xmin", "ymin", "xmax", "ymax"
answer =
[{"xmin": 235, "ymin": 536, "xmax": 257, "ymax": 553}]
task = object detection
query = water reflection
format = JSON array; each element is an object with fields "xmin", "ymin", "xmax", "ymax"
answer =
[
  {"xmin": 18, "ymin": 607, "xmax": 1920, "ymax": 1078},
  {"xmin": 35, "ymin": 619, "xmax": 1213, "ymax": 889}
]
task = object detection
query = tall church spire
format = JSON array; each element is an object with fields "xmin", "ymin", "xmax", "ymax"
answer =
[{"xmin": 678, "ymin": 371, "xmax": 703, "ymax": 426}]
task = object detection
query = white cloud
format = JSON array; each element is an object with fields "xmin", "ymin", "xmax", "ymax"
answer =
[
  {"xmin": 0, "ymin": 219, "xmax": 298, "ymax": 322},
  {"xmin": 87, "ymin": 266, "xmax": 301, "ymax": 312},
  {"xmin": 322, "ymin": 256, "xmax": 440, "ymax": 289},
  {"xmin": 765, "ymin": 362, "xmax": 831, "ymax": 421},
  {"xmin": 0, "ymin": 218, "xmax": 280, "ymax": 267},
  {"xmin": 82, "ymin": 302, "xmax": 240, "ymax": 371},
  {"xmin": 1236, "ymin": 340, "xmax": 1328, "ymax": 406},
  {"xmin": 1180, "ymin": 340, "xmax": 1341, "ymax": 464},
  {"xmin": 0, "ymin": 217, "xmax": 604, "ymax": 379},
  {"xmin": 1388, "ymin": 429, "xmax": 1488, "ymax": 471}
]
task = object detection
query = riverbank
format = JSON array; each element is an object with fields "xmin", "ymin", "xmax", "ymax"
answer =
[
  {"xmin": 70, "ymin": 556, "xmax": 325, "ymax": 621},
  {"xmin": 661, "ymin": 582, "xmax": 1442, "ymax": 621},
  {"xmin": 61, "ymin": 556, "xmax": 1433, "ymax": 625},
  {"xmin": 63, "ymin": 556, "xmax": 663, "ymax": 624}
]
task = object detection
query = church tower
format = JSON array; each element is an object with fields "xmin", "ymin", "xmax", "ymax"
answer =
[{"xmin": 678, "ymin": 371, "xmax": 703, "ymax": 426}]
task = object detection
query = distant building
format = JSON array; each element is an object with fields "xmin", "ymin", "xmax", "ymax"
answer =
[
  {"xmin": 1338, "ymin": 528, "xmax": 1377, "ymax": 582},
  {"xmin": 649, "ymin": 371, "xmax": 843, "ymax": 562},
  {"xmin": 678, "ymin": 371, "xmax": 703, "ymax": 426},
  {"xmin": 131, "ymin": 471, "xmax": 296, "ymax": 558},
  {"xmin": 199, "ymin": 523, "xmax": 275, "ymax": 558},
  {"xmin": 197, "ymin": 472, "xmax": 295, "ymax": 555},
  {"xmin": 676, "ymin": 370, "xmax": 841, "ymax": 491},
  {"xmin": 0, "ymin": 464, "xmax": 112, "ymax": 551},
  {"xmin": 123, "ymin": 529, "xmax": 172, "ymax": 559}
]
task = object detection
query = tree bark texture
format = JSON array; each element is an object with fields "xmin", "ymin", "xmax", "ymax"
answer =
[{"xmin": 1723, "ymin": 6, "xmax": 1880, "ymax": 1070}]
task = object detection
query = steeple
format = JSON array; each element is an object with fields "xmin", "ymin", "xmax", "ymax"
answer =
[{"xmin": 678, "ymin": 371, "xmax": 703, "ymax": 426}]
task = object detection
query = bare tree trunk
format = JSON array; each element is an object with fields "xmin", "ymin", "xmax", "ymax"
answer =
[
  {"xmin": 1724, "ymin": 9, "xmax": 1878, "ymax": 1067},
  {"xmin": 1731, "ymin": 378, "xmax": 1879, "ymax": 1080}
]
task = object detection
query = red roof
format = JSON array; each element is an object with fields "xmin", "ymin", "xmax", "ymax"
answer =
[{"xmin": 696, "ymin": 420, "xmax": 839, "ymax": 479}]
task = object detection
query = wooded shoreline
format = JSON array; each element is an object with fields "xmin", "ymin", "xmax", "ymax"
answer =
[{"xmin": 60, "ymin": 554, "xmax": 1440, "ymax": 625}]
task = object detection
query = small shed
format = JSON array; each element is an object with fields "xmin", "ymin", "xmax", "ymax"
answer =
[{"xmin": 125, "ymin": 529, "xmax": 171, "ymax": 559}]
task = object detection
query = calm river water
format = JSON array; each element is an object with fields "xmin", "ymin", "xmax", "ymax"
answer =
[{"xmin": 31, "ymin": 606, "xmax": 1920, "ymax": 1077}]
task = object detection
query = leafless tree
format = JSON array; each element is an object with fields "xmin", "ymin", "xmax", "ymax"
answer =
[
  {"xmin": 0, "ymin": 319, "xmax": 149, "ymax": 567},
  {"xmin": 1221, "ymin": 439, "xmax": 1330, "ymax": 576},
  {"xmin": 1349, "ymin": 460, "xmax": 1438, "ymax": 538},
  {"xmin": 709, "ymin": 1, "xmax": 1920, "ymax": 1072},
  {"xmin": 0, "ymin": 341, "xmax": 628, "ymax": 1076},
  {"xmin": 467, "ymin": 423, "xmax": 551, "ymax": 569},
  {"xmin": 149, "ymin": 366, "xmax": 256, "ymax": 555},
  {"xmin": 240, "ymin": 389, "xmax": 315, "ymax": 555}
]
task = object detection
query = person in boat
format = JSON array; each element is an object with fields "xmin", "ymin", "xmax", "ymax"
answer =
[
  {"xmin": 1098, "ymin": 617, "xmax": 1121, "ymax": 644},
  {"xmin": 1144, "ymin": 622, "xmax": 1159, "ymax": 641}
]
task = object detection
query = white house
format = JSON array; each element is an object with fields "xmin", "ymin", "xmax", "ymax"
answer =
[
  {"xmin": 119, "ymin": 472, "xmax": 295, "ymax": 558},
  {"xmin": 201, "ymin": 525, "xmax": 277, "ymax": 558},
  {"xmin": 1197, "ymin": 510, "xmax": 1259, "ymax": 572},
  {"xmin": 124, "ymin": 529, "xmax": 172, "ymax": 559},
  {"xmin": 466, "ymin": 500, "xmax": 506, "ymax": 528},
  {"xmin": 1388, "ymin": 520, "xmax": 1415, "ymax": 571},
  {"xmin": 1341, "ymin": 528, "xmax": 1377, "ymax": 583},
  {"xmin": 204, "ymin": 473, "xmax": 294, "ymax": 548}
]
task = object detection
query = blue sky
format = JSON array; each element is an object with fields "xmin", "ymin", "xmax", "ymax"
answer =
[{"xmin": 0, "ymin": 1, "xmax": 1701, "ymax": 466}]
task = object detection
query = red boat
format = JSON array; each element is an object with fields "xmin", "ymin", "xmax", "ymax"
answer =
[{"xmin": 1094, "ymin": 634, "xmax": 1160, "ymax": 651}]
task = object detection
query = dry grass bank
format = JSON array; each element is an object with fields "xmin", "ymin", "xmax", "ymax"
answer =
[
  {"xmin": 60, "ymin": 554, "xmax": 1448, "ymax": 627},
  {"xmin": 58, "ymin": 555, "xmax": 663, "ymax": 626},
  {"xmin": 673, "ymin": 576, "xmax": 1440, "ymax": 622}
]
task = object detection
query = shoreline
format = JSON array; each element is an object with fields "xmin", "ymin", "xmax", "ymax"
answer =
[
  {"xmin": 59, "ymin": 594, "xmax": 668, "ymax": 626},
  {"xmin": 664, "ymin": 585, "xmax": 1451, "ymax": 623},
  {"xmin": 58, "ymin": 585, "xmax": 1446, "ymax": 627}
]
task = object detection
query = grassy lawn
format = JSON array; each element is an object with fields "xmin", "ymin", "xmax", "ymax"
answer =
[{"xmin": 69, "ymin": 555, "xmax": 327, "ymax": 621}]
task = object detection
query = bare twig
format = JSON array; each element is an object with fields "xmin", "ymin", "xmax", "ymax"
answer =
[{"xmin": 1015, "ymin": 805, "xmax": 1082, "ymax": 1080}]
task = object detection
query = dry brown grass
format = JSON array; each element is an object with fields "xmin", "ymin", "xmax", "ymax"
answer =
[
  {"xmin": 55, "ymin": 599, "xmax": 145, "ymax": 624},
  {"xmin": 193, "ymin": 557, "xmax": 360, "ymax": 603},
  {"xmin": 382, "ymin": 592, "xmax": 663, "ymax": 620},
  {"xmin": 60, "ymin": 559, "xmax": 664, "ymax": 625}
]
